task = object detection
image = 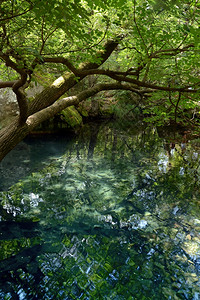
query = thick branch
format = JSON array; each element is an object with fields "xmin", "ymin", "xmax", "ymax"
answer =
[
  {"xmin": 0, "ymin": 82, "xmax": 145, "ymax": 161},
  {"xmin": 28, "ymin": 36, "xmax": 122, "ymax": 115},
  {"xmin": 43, "ymin": 56, "xmax": 140, "ymax": 77},
  {"xmin": 0, "ymin": 51, "xmax": 25, "ymax": 75},
  {"xmin": 27, "ymin": 83, "xmax": 146, "ymax": 128},
  {"xmin": 77, "ymin": 69, "xmax": 198, "ymax": 92},
  {"xmin": 43, "ymin": 57, "xmax": 78, "ymax": 74},
  {"xmin": 0, "ymin": 50, "xmax": 29, "ymax": 122},
  {"xmin": 0, "ymin": 80, "xmax": 17, "ymax": 88},
  {"xmin": 12, "ymin": 73, "xmax": 28, "ymax": 123}
]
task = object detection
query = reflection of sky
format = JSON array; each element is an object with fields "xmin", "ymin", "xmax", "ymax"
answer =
[
  {"xmin": 179, "ymin": 167, "xmax": 184, "ymax": 175},
  {"xmin": 3, "ymin": 201, "xmax": 21, "ymax": 217},
  {"xmin": 158, "ymin": 152, "xmax": 169, "ymax": 173},
  {"xmin": 29, "ymin": 193, "xmax": 43, "ymax": 207},
  {"xmin": 192, "ymin": 152, "xmax": 198, "ymax": 160},
  {"xmin": 170, "ymin": 148, "xmax": 175, "ymax": 156},
  {"xmin": 158, "ymin": 148, "xmax": 187, "ymax": 175}
]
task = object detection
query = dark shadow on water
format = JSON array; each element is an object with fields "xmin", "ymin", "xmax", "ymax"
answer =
[{"xmin": 0, "ymin": 132, "xmax": 75, "ymax": 191}]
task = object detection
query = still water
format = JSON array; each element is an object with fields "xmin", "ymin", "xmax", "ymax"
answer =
[{"xmin": 0, "ymin": 121, "xmax": 200, "ymax": 299}]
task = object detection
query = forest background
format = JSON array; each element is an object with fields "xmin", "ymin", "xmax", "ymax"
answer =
[{"xmin": 0, "ymin": 0, "xmax": 200, "ymax": 161}]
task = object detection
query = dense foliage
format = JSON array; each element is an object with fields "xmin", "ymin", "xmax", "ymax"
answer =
[{"xmin": 0, "ymin": 0, "xmax": 200, "ymax": 159}]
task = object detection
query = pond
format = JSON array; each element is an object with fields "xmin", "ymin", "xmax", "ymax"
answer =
[{"xmin": 0, "ymin": 121, "xmax": 200, "ymax": 299}]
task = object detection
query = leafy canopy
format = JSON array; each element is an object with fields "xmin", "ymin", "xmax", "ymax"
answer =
[{"xmin": 0, "ymin": 0, "xmax": 200, "ymax": 127}]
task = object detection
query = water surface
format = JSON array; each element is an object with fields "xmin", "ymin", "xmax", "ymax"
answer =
[{"xmin": 0, "ymin": 121, "xmax": 200, "ymax": 299}]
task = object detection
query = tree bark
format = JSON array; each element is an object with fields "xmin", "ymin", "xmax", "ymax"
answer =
[
  {"xmin": 28, "ymin": 37, "xmax": 121, "ymax": 115},
  {"xmin": 0, "ymin": 38, "xmax": 121, "ymax": 161},
  {"xmin": 0, "ymin": 81, "xmax": 136, "ymax": 161},
  {"xmin": 1, "ymin": 35, "xmax": 194, "ymax": 162}
]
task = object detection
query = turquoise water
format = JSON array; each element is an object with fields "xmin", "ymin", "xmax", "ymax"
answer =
[{"xmin": 0, "ymin": 121, "xmax": 200, "ymax": 299}]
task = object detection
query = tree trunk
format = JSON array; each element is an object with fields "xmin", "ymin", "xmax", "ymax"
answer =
[
  {"xmin": 0, "ymin": 80, "xmax": 136, "ymax": 162},
  {"xmin": 0, "ymin": 38, "xmax": 121, "ymax": 162}
]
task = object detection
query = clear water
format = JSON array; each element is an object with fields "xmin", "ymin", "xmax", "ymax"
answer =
[{"xmin": 0, "ymin": 121, "xmax": 200, "ymax": 299}]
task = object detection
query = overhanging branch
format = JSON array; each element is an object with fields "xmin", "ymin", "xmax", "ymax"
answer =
[
  {"xmin": 29, "ymin": 36, "xmax": 123, "ymax": 115},
  {"xmin": 77, "ymin": 69, "xmax": 199, "ymax": 93},
  {"xmin": 27, "ymin": 82, "xmax": 149, "ymax": 129},
  {"xmin": 0, "ymin": 80, "xmax": 17, "ymax": 88},
  {"xmin": 43, "ymin": 57, "xmax": 78, "ymax": 74}
]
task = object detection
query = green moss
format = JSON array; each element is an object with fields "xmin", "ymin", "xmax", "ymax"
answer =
[
  {"xmin": 77, "ymin": 102, "xmax": 89, "ymax": 117},
  {"xmin": 99, "ymin": 98, "xmax": 115, "ymax": 115},
  {"xmin": 60, "ymin": 106, "xmax": 83, "ymax": 127}
]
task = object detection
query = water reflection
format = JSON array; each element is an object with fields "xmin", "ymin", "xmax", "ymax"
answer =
[
  {"xmin": 0, "ymin": 121, "xmax": 200, "ymax": 299},
  {"xmin": 0, "ymin": 133, "xmax": 74, "ymax": 191}
]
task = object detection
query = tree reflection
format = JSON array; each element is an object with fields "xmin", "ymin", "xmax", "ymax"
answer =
[{"xmin": 0, "ymin": 122, "xmax": 200, "ymax": 299}]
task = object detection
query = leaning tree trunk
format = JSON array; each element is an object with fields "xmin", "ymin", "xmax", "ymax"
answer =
[
  {"xmin": 0, "ymin": 38, "xmax": 121, "ymax": 162},
  {"xmin": 0, "ymin": 79, "xmax": 140, "ymax": 162}
]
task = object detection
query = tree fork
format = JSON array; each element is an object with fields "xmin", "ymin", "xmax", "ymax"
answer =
[{"xmin": 0, "ymin": 37, "xmax": 122, "ymax": 161}]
